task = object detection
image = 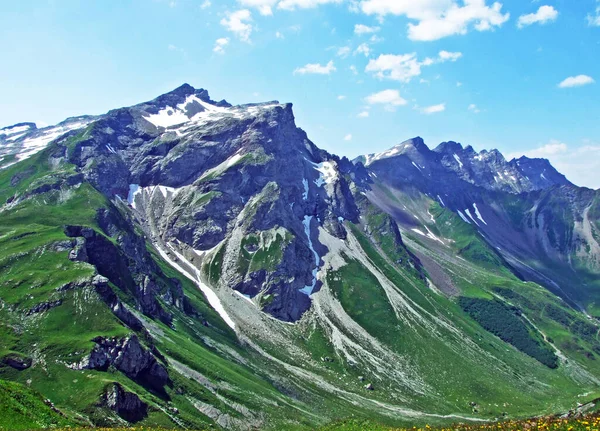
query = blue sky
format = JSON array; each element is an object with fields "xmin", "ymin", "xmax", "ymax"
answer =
[{"xmin": 1, "ymin": 0, "xmax": 599, "ymax": 188}]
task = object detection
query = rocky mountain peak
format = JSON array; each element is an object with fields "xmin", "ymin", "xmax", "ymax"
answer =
[
  {"xmin": 359, "ymin": 136, "xmax": 573, "ymax": 195},
  {"xmin": 359, "ymin": 136, "xmax": 431, "ymax": 166},
  {"xmin": 509, "ymin": 156, "xmax": 571, "ymax": 189},
  {"xmin": 433, "ymin": 140, "xmax": 463, "ymax": 154}
]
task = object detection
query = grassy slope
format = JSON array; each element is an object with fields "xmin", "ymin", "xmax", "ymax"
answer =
[
  {"xmin": 0, "ymin": 379, "xmax": 75, "ymax": 431},
  {"xmin": 0, "ymin": 147, "xmax": 324, "ymax": 430},
  {"xmin": 309, "ymin": 192, "xmax": 600, "ymax": 421}
]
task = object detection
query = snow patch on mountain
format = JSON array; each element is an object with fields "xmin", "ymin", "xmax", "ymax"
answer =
[
  {"xmin": 13, "ymin": 120, "xmax": 91, "ymax": 162},
  {"xmin": 457, "ymin": 210, "xmax": 471, "ymax": 224},
  {"xmin": 302, "ymin": 178, "xmax": 309, "ymax": 200},
  {"xmin": 453, "ymin": 154, "xmax": 463, "ymax": 169},
  {"xmin": 0, "ymin": 124, "xmax": 33, "ymax": 136},
  {"xmin": 465, "ymin": 208, "xmax": 480, "ymax": 226},
  {"xmin": 127, "ymin": 184, "xmax": 142, "ymax": 209},
  {"xmin": 473, "ymin": 203, "xmax": 487, "ymax": 225},
  {"xmin": 155, "ymin": 242, "xmax": 236, "ymax": 330},
  {"xmin": 199, "ymin": 152, "xmax": 244, "ymax": 180},
  {"xmin": 300, "ymin": 216, "xmax": 320, "ymax": 296},
  {"xmin": 314, "ymin": 161, "xmax": 338, "ymax": 187}
]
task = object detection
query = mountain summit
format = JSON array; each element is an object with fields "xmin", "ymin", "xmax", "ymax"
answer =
[
  {"xmin": 356, "ymin": 137, "xmax": 572, "ymax": 194},
  {"xmin": 1, "ymin": 85, "xmax": 599, "ymax": 429}
]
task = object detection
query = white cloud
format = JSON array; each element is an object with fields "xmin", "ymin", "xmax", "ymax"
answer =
[
  {"xmin": 238, "ymin": 0, "xmax": 277, "ymax": 15},
  {"xmin": 420, "ymin": 103, "xmax": 446, "ymax": 115},
  {"xmin": 506, "ymin": 140, "xmax": 600, "ymax": 189},
  {"xmin": 337, "ymin": 46, "xmax": 352, "ymax": 57},
  {"xmin": 200, "ymin": 0, "xmax": 212, "ymax": 9},
  {"xmin": 358, "ymin": 110, "xmax": 370, "ymax": 118},
  {"xmin": 456, "ymin": 81, "xmax": 463, "ymax": 87},
  {"xmin": 507, "ymin": 140, "xmax": 568, "ymax": 160},
  {"xmin": 337, "ymin": 95, "xmax": 347, "ymax": 100},
  {"xmin": 438, "ymin": 50, "xmax": 462, "ymax": 62},
  {"xmin": 517, "ymin": 5, "xmax": 558, "ymax": 28},
  {"xmin": 366, "ymin": 53, "xmax": 422, "ymax": 82},
  {"xmin": 355, "ymin": 43, "xmax": 371, "ymax": 57},
  {"xmin": 365, "ymin": 89, "xmax": 407, "ymax": 111},
  {"xmin": 213, "ymin": 38, "xmax": 229, "ymax": 54},
  {"xmin": 221, "ymin": 9, "xmax": 253, "ymax": 42},
  {"xmin": 349, "ymin": 65, "xmax": 358, "ymax": 75},
  {"xmin": 344, "ymin": 133, "xmax": 353, "ymax": 141},
  {"xmin": 365, "ymin": 51, "xmax": 461, "ymax": 83},
  {"xmin": 558, "ymin": 75, "xmax": 595, "ymax": 88},
  {"xmin": 354, "ymin": 24, "xmax": 380, "ymax": 34},
  {"xmin": 275, "ymin": 31, "xmax": 284, "ymax": 38},
  {"xmin": 468, "ymin": 103, "xmax": 481, "ymax": 113},
  {"xmin": 360, "ymin": 0, "xmax": 510, "ymax": 41},
  {"xmin": 278, "ymin": 0, "xmax": 343, "ymax": 11},
  {"xmin": 588, "ymin": 1, "xmax": 600, "ymax": 26},
  {"xmin": 294, "ymin": 60, "xmax": 336, "ymax": 75},
  {"xmin": 168, "ymin": 44, "xmax": 186, "ymax": 55}
]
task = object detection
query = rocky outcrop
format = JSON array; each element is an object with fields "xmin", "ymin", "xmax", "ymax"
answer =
[
  {"xmin": 91, "ymin": 275, "xmax": 144, "ymax": 331},
  {"xmin": 2, "ymin": 354, "xmax": 32, "ymax": 370},
  {"xmin": 26, "ymin": 300, "xmax": 63, "ymax": 316},
  {"xmin": 103, "ymin": 383, "xmax": 148, "ymax": 423},
  {"xmin": 79, "ymin": 335, "xmax": 169, "ymax": 391},
  {"xmin": 64, "ymin": 223, "xmax": 175, "ymax": 325}
]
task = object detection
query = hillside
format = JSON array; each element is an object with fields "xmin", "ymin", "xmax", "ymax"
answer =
[{"xmin": 1, "ymin": 85, "xmax": 599, "ymax": 430}]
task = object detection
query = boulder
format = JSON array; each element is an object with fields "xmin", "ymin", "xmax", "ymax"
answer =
[{"xmin": 103, "ymin": 383, "xmax": 148, "ymax": 423}]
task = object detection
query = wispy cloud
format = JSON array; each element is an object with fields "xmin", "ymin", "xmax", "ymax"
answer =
[
  {"xmin": 558, "ymin": 75, "xmax": 595, "ymax": 88},
  {"xmin": 354, "ymin": 43, "xmax": 371, "ymax": 57},
  {"xmin": 337, "ymin": 46, "xmax": 351, "ymax": 58},
  {"xmin": 419, "ymin": 103, "xmax": 446, "ymax": 115},
  {"xmin": 344, "ymin": 133, "xmax": 353, "ymax": 141},
  {"xmin": 238, "ymin": 0, "xmax": 277, "ymax": 16},
  {"xmin": 278, "ymin": 0, "xmax": 343, "ymax": 11},
  {"xmin": 213, "ymin": 38, "xmax": 229, "ymax": 54},
  {"xmin": 354, "ymin": 24, "xmax": 380, "ymax": 35},
  {"xmin": 588, "ymin": 1, "xmax": 600, "ymax": 26},
  {"xmin": 365, "ymin": 89, "xmax": 407, "ymax": 111},
  {"xmin": 438, "ymin": 50, "xmax": 462, "ymax": 62},
  {"xmin": 468, "ymin": 104, "xmax": 481, "ymax": 114},
  {"xmin": 221, "ymin": 9, "xmax": 253, "ymax": 42},
  {"xmin": 365, "ymin": 51, "xmax": 462, "ymax": 83},
  {"xmin": 517, "ymin": 5, "xmax": 558, "ymax": 28},
  {"xmin": 359, "ymin": 0, "xmax": 509, "ymax": 41},
  {"xmin": 294, "ymin": 60, "xmax": 336, "ymax": 75},
  {"xmin": 168, "ymin": 44, "xmax": 186, "ymax": 56}
]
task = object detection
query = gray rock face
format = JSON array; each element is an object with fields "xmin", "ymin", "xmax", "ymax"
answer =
[
  {"xmin": 26, "ymin": 300, "xmax": 63, "ymax": 316},
  {"xmin": 103, "ymin": 382, "xmax": 148, "ymax": 423},
  {"xmin": 64, "ymin": 212, "xmax": 182, "ymax": 325},
  {"xmin": 2, "ymin": 354, "xmax": 32, "ymax": 370},
  {"xmin": 357, "ymin": 137, "xmax": 572, "ymax": 195},
  {"xmin": 46, "ymin": 84, "xmax": 362, "ymax": 322},
  {"xmin": 82, "ymin": 335, "xmax": 169, "ymax": 390}
]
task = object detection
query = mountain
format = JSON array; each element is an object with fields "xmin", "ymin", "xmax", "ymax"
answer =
[{"xmin": 1, "ymin": 84, "xmax": 600, "ymax": 430}]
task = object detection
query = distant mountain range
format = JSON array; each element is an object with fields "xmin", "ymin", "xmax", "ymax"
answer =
[{"xmin": 1, "ymin": 84, "xmax": 599, "ymax": 430}]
